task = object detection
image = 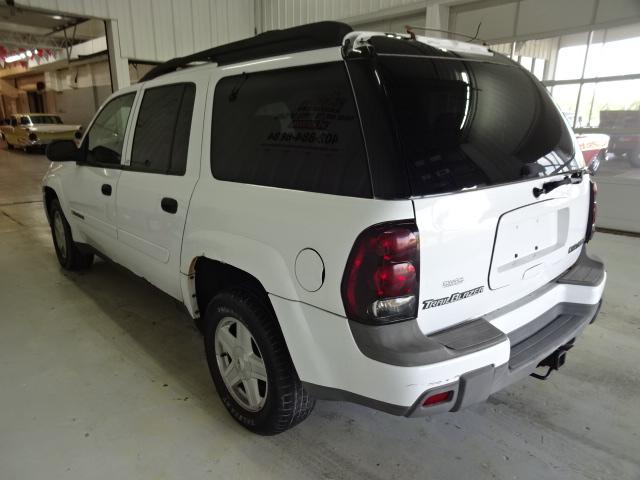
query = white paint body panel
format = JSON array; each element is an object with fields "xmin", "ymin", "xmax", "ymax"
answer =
[{"xmin": 412, "ymin": 178, "xmax": 590, "ymax": 335}]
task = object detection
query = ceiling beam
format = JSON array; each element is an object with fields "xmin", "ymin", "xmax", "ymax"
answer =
[{"xmin": 0, "ymin": 29, "xmax": 75, "ymax": 50}]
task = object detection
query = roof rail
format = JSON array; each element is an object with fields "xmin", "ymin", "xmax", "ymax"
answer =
[{"xmin": 140, "ymin": 21, "xmax": 352, "ymax": 82}]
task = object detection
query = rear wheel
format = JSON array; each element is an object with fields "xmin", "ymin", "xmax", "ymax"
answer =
[
  {"xmin": 203, "ymin": 290, "xmax": 314, "ymax": 435},
  {"xmin": 48, "ymin": 198, "xmax": 93, "ymax": 270},
  {"xmin": 6, "ymin": 142, "xmax": 13, "ymax": 150}
]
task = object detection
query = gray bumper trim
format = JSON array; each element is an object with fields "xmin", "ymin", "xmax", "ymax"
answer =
[
  {"xmin": 349, "ymin": 317, "xmax": 506, "ymax": 367},
  {"xmin": 307, "ymin": 299, "xmax": 602, "ymax": 417},
  {"xmin": 557, "ymin": 247, "xmax": 604, "ymax": 286}
]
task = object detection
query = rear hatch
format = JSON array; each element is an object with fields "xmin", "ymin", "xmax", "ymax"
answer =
[{"xmin": 355, "ymin": 40, "xmax": 589, "ymax": 334}]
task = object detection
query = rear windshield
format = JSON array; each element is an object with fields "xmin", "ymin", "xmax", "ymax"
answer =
[{"xmin": 359, "ymin": 54, "xmax": 578, "ymax": 197}]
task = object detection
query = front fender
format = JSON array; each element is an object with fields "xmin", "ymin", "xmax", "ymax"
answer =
[{"xmin": 42, "ymin": 164, "xmax": 86, "ymax": 243}]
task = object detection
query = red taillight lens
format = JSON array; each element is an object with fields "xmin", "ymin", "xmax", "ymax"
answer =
[
  {"xmin": 423, "ymin": 391, "xmax": 453, "ymax": 406},
  {"xmin": 341, "ymin": 221, "xmax": 419, "ymax": 324},
  {"xmin": 586, "ymin": 180, "xmax": 597, "ymax": 242}
]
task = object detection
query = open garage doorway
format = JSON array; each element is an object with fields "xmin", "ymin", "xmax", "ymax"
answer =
[{"xmin": 0, "ymin": 5, "xmax": 109, "ymax": 132}]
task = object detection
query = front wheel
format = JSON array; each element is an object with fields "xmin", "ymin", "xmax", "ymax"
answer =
[
  {"xmin": 204, "ymin": 290, "xmax": 315, "ymax": 435},
  {"xmin": 48, "ymin": 198, "xmax": 94, "ymax": 270}
]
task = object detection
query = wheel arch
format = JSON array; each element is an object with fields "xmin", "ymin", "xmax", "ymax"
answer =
[
  {"xmin": 188, "ymin": 256, "xmax": 278, "ymax": 329},
  {"xmin": 43, "ymin": 186, "xmax": 58, "ymax": 222}
]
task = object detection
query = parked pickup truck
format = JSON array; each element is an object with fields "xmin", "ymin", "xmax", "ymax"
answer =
[{"xmin": 42, "ymin": 22, "xmax": 606, "ymax": 435}]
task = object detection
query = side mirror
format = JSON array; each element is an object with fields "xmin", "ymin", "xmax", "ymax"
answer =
[
  {"xmin": 46, "ymin": 140, "xmax": 79, "ymax": 162},
  {"xmin": 74, "ymin": 130, "xmax": 83, "ymax": 140}
]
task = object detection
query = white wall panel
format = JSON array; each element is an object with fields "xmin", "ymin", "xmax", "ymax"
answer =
[
  {"xmin": 151, "ymin": 0, "xmax": 177, "ymax": 61},
  {"xmin": 130, "ymin": 0, "xmax": 156, "ymax": 61},
  {"xmin": 595, "ymin": 0, "xmax": 640, "ymax": 25},
  {"xmin": 260, "ymin": 0, "xmax": 425, "ymax": 30},
  {"xmin": 106, "ymin": 0, "xmax": 135, "ymax": 58},
  {"xmin": 517, "ymin": 0, "xmax": 597, "ymax": 36},
  {"xmin": 172, "ymin": 1, "xmax": 195, "ymax": 57},
  {"xmin": 82, "ymin": 0, "xmax": 108, "ymax": 18},
  {"xmin": 16, "ymin": 0, "xmax": 255, "ymax": 62},
  {"xmin": 192, "ymin": 0, "xmax": 213, "ymax": 52},
  {"xmin": 451, "ymin": 2, "xmax": 517, "ymax": 41}
]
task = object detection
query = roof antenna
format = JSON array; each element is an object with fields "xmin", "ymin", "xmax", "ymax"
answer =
[
  {"xmin": 405, "ymin": 25, "xmax": 416, "ymax": 40},
  {"xmin": 469, "ymin": 22, "xmax": 482, "ymax": 43},
  {"xmin": 229, "ymin": 72, "xmax": 249, "ymax": 102}
]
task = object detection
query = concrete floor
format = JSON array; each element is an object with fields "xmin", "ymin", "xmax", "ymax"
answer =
[{"xmin": 1, "ymin": 147, "xmax": 639, "ymax": 480}]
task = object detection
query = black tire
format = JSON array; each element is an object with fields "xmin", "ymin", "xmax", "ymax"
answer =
[
  {"xmin": 7, "ymin": 142, "xmax": 13, "ymax": 150},
  {"xmin": 48, "ymin": 198, "xmax": 94, "ymax": 270},
  {"xmin": 203, "ymin": 289, "xmax": 315, "ymax": 435}
]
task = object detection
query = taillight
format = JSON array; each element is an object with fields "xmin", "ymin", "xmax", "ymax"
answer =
[
  {"xmin": 423, "ymin": 391, "xmax": 453, "ymax": 406},
  {"xmin": 341, "ymin": 221, "xmax": 419, "ymax": 324},
  {"xmin": 586, "ymin": 180, "xmax": 597, "ymax": 242}
]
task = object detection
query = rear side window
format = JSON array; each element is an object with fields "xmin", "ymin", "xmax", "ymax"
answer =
[
  {"xmin": 130, "ymin": 83, "xmax": 196, "ymax": 175},
  {"xmin": 210, "ymin": 62, "xmax": 371, "ymax": 198}
]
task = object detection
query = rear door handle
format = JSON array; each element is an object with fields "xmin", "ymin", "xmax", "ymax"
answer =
[
  {"xmin": 101, "ymin": 184, "xmax": 112, "ymax": 196},
  {"xmin": 161, "ymin": 197, "xmax": 178, "ymax": 214}
]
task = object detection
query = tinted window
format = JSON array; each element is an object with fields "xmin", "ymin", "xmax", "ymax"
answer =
[
  {"xmin": 211, "ymin": 62, "xmax": 371, "ymax": 198},
  {"xmin": 86, "ymin": 93, "xmax": 136, "ymax": 165},
  {"xmin": 355, "ymin": 55, "xmax": 577, "ymax": 197},
  {"xmin": 20, "ymin": 117, "xmax": 30, "ymax": 125},
  {"xmin": 130, "ymin": 83, "xmax": 195, "ymax": 175},
  {"xmin": 10, "ymin": 118, "xmax": 17, "ymax": 126},
  {"xmin": 30, "ymin": 116, "xmax": 63, "ymax": 124}
]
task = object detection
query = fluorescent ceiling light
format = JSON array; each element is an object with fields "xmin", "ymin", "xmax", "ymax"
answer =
[
  {"xmin": 5, "ymin": 50, "xmax": 36, "ymax": 63},
  {"xmin": 52, "ymin": 15, "xmax": 63, "ymax": 20}
]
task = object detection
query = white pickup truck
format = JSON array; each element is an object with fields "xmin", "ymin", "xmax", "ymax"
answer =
[{"xmin": 42, "ymin": 22, "xmax": 606, "ymax": 435}]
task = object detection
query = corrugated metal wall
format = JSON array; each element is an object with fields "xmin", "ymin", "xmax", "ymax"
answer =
[
  {"xmin": 450, "ymin": 0, "xmax": 640, "ymax": 42},
  {"xmin": 260, "ymin": 0, "xmax": 425, "ymax": 30},
  {"xmin": 16, "ymin": 0, "xmax": 255, "ymax": 62}
]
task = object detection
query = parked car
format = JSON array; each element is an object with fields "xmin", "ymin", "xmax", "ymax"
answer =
[
  {"xmin": 1, "ymin": 113, "xmax": 81, "ymax": 151},
  {"xmin": 575, "ymin": 133, "xmax": 609, "ymax": 173},
  {"xmin": 600, "ymin": 110, "xmax": 640, "ymax": 167},
  {"xmin": 41, "ymin": 22, "xmax": 606, "ymax": 435}
]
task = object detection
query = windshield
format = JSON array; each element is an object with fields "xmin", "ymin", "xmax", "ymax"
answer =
[
  {"xmin": 28, "ymin": 116, "xmax": 63, "ymax": 125},
  {"xmin": 354, "ymin": 54, "xmax": 579, "ymax": 197}
]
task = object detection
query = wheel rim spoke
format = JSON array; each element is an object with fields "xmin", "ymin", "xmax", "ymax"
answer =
[
  {"xmin": 216, "ymin": 326, "xmax": 237, "ymax": 354},
  {"xmin": 53, "ymin": 212, "xmax": 66, "ymax": 257},
  {"xmin": 222, "ymin": 361, "xmax": 242, "ymax": 387},
  {"xmin": 243, "ymin": 378, "xmax": 262, "ymax": 407},
  {"xmin": 214, "ymin": 316, "xmax": 268, "ymax": 412},
  {"xmin": 247, "ymin": 354, "xmax": 268, "ymax": 382},
  {"xmin": 235, "ymin": 322, "xmax": 253, "ymax": 350}
]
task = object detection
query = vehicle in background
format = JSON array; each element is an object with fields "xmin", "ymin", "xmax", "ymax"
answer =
[
  {"xmin": 575, "ymin": 133, "xmax": 609, "ymax": 173},
  {"xmin": 600, "ymin": 110, "xmax": 640, "ymax": 167},
  {"xmin": 0, "ymin": 113, "xmax": 81, "ymax": 152}
]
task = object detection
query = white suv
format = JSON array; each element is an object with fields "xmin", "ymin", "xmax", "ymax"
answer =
[{"xmin": 42, "ymin": 22, "xmax": 606, "ymax": 434}]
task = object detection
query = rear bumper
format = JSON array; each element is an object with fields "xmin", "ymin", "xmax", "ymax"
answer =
[{"xmin": 274, "ymin": 247, "xmax": 606, "ymax": 415}]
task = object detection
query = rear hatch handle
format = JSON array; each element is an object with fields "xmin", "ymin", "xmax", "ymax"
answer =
[{"xmin": 533, "ymin": 171, "xmax": 583, "ymax": 198}]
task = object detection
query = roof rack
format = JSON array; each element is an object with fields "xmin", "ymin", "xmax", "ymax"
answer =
[{"xmin": 140, "ymin": 21, "xmax": 352, "ymax": 82}]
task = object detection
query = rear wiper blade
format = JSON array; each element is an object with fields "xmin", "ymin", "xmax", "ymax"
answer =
[{"xmin": 533, "ymin": 171, "xmax": 583, "ymax": 198}]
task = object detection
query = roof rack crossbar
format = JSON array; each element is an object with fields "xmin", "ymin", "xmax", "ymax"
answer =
[{"xmin": 140, "ymin": 21, "xmax": 352, "ymax": 82}]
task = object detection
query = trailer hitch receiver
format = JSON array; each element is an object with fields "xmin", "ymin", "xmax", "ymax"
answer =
[{"xmin": 530, "ymin": 341, "xmax": 574, "ymax": 380}]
